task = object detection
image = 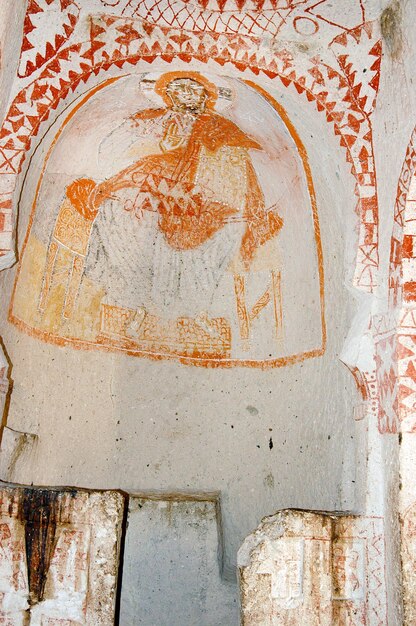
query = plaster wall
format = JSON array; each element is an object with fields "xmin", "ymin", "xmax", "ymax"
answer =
[
  {"xmin": 120, "ymin": 495, "xmax": 238, "ymax": 625},
  {"xmin": 0, "ymin": 59, "xmax": 359, "ymax": 581},
  {"xmin": 371, "ymin": 3, "xmax": 416, "ymax": 622},
  {"xmin": 1, "ymin": 1, "xmax": 409, "ymax": 624}
]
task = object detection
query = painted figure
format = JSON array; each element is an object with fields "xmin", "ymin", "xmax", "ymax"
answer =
[
  {"xmin": 12, "ymin": 71, "xmax": 324, "ymax": 367},
  {"xmin": 62, "ymin": 72, "xmax": 282, "ymax": 335}
]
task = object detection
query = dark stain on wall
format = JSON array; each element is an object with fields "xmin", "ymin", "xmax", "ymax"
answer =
[
  {"xmin": 17, "ymin": 489, "xmax": 74, "ymax": 605},
  {"xmin": 380, "ymin": 1, "xmax": 403, "ymax": 59}
]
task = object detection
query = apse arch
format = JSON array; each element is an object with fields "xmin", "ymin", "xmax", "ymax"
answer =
[
  {"xmin": 0, "ymin": 61, "xmax": 360, "ymax": 588},
  {"xmin": 0, "ymin": 24, "xmax": 381, "ymax": 291},
  {"xmin": 9, "ymin": 71, "xmax": 325, "ymax": 370}
]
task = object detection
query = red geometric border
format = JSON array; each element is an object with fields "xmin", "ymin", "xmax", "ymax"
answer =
[
  {"xmin": 374, "ymin": 128, "xmax": 416, "ymax": 433},
  {"xmin": 0, "ymin": 13, "xmax": 382, "ymax": 292},
  {"xmin": 18, "ymin": 0, "xmax": 80, "ymax": 78}
]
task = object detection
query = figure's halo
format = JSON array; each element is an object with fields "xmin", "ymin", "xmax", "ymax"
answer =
[
  {"xmin": 155, "ymin": 71, "xmax": 218, "ymax": 109},
  {"xmin": 139, "ymin": 71, "xmax": 234, "ymax": 110}
]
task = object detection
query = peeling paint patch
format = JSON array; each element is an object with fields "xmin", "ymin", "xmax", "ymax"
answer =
[{"xmin": 19, "ymin": 488, "xmax": 62, "ymax": 605}]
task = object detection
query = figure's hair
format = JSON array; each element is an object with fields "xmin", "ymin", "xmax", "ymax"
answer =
[{"xmin": 154, "ymin": 71, "xmax": 218, "ymax": 109}]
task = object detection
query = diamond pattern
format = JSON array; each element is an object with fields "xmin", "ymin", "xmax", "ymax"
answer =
[{"xmin": 1, "ymin": 3, "xmax": 382, "ymax": 293}]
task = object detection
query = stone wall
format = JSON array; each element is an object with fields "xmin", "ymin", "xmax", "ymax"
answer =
[{"xmin": 0, "ymin": 0, "xmax": 415, "ymax": 624}]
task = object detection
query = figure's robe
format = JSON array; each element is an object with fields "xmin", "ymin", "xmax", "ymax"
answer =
[
  {"xmin": 89, "ymin": 108, "xmax": 282, "ymax": 261},
  {"xmin": 67, "ymin": 108, "xmax": 283, "ymax": 317}
]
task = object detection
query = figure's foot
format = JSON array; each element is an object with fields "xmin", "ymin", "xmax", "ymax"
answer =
[
  {"xmin": 194, "ymin": 312, "xmax": 219, "ymax": 338},
  {"xmin": 125, "ymin": 307, "xmax": 147, "ymax": 339}
]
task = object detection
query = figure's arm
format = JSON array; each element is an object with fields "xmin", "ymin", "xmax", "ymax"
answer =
[
  {"xmin": 65, "ymin": 173, "xmax": 137, "ymax": 220},
  {"xmin": 88, "ymin": 108, "xmax": 168, "ymax": 210},
  {"xmin": 130, "ymin": 108, "xmax": 166, "ymax": 137},
  {"xmin": 88, "ymin": 160, "xmax": 147, "ymax": 211}
]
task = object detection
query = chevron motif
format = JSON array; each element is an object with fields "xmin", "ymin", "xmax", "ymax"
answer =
[
  {"xmin": 18, "ymin": 0, "xmax": 80, "ymax": 78},
  {"xmin": 0, "ymin": 6, "xmax": 383, "ymax": 289}
]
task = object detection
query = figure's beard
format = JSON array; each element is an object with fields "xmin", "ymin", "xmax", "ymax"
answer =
[{"xmin": 171, "ymin": 100, "xmax": 207, "ymax": 115}]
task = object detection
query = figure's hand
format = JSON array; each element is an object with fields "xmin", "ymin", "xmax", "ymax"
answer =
[
  {"xmin": 66, "ymin": 178, "xmax": 97, "ymax": 220},
  {"xmin": 67, "ymin": 178, "xmax": 95, "ymax": 208},
  {"xmin": 160, "ymin": 121, "xmax": 185, "ymax": 152},
  {"xmin": 88, "ymin": 181, "xmax": 112, "ymax": 211}
]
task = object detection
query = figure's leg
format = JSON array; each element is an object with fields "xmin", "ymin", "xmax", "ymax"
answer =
[
  {"xmin": 234, "ymin": 270, "xmax": 282, "ymax": 352},
  {"xmin": 271, "ymin": 270, "xmax": 283, "ymax": 340},
  {"xmin": 38, "ymin": 241, "xmax": 59, "ymax": 313},
  {"xmin": 125, "ymin": 307, "xmax": 147, "ymax": 339},
  {"xmin": 233, "ymin": 274, "xmax": 250, "ymax": 352},
  {"xmin": 62, "ymin": 255, "xmax": 84, "ymax": 319}
]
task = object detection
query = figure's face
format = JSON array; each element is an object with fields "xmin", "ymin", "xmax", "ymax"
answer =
[{"xmin": 166, "ymin": 78, "xmax": 208, "ymax": 113}]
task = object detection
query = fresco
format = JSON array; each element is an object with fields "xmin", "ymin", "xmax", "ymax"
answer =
[{"xmin": 10, "ymin": 71, "xmax": 324, "ymax": 367}]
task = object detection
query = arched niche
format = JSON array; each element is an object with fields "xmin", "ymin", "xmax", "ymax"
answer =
[
  {"xmin": 1, "ymin": 63, "xmax": 359, "ymax": 591},
  {"xmin": 10, "ymin": 71, "xmax": 325, "ymax": 368}
]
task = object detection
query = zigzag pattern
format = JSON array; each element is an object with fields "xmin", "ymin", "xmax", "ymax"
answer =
[
  {"xmin": 101, "ymin": 0, "xmax": 306, "ymax": 10},
  {"xmin": 331, "ymin": 22, "xmax": 382, "ymax": 291},
  {"xmin": 18, "ymin": 0, "xmax": 80, "ymax": 78},
  {"xmin": 374, "ymin": 307, "xmax": 416, "ymax": 434},
  {"xmin": 0, "ymin": 11, "xmax": 381, "ymax": 292},
  {"xmin": 122, "ymin": 0, "xmax": 291, "ymax": 37},
  {"xmin": 397, "ymin": 332, "xmax": 416, "ymax": 433},
  {"xmin": 373, "ymin": 128, "xmax": 416, "ymax": 434},
  {"xmin": 1, "ymin": 14, "xmax": 374, "ymax": 159},
  {"xmin": 375, "ymin": 333, "xmax": 399, "ymax": 434},
  {"xmin": 103, "ymin": 0, "xmax": 367, "ymax": 39},
  {"xmin": 389, "ymin": 127, "xmax": 416, "ymax": 307},
  {"xmin": 331, "ymin": 22, "xmax": 381, "ymax": 113},
  {"xmin": 126, "ymin": 0, "xmax": 307, "ymax": 10},
  {"xmin": 332, "ymin": 516, "xmax": 387, "ymax": 625}
]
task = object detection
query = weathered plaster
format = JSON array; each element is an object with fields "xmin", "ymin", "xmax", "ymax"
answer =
[
  {"xmin": 120, "ymin": 494, "xmax": 239, "ymax": 625},
  {"xmin": 0, "ymin": 484, "xmax": 124, "ymax": 624},
  {"xmin": 0, "ymin": 0, "xmax": 415, "ymax": 623},
  {"xmin": 0, "ymin": 47, "xmax": 360, "ymax": 578},
  {"xmin": 239, "ymin": 509, "xmax": 388, "ymax": 625}
]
